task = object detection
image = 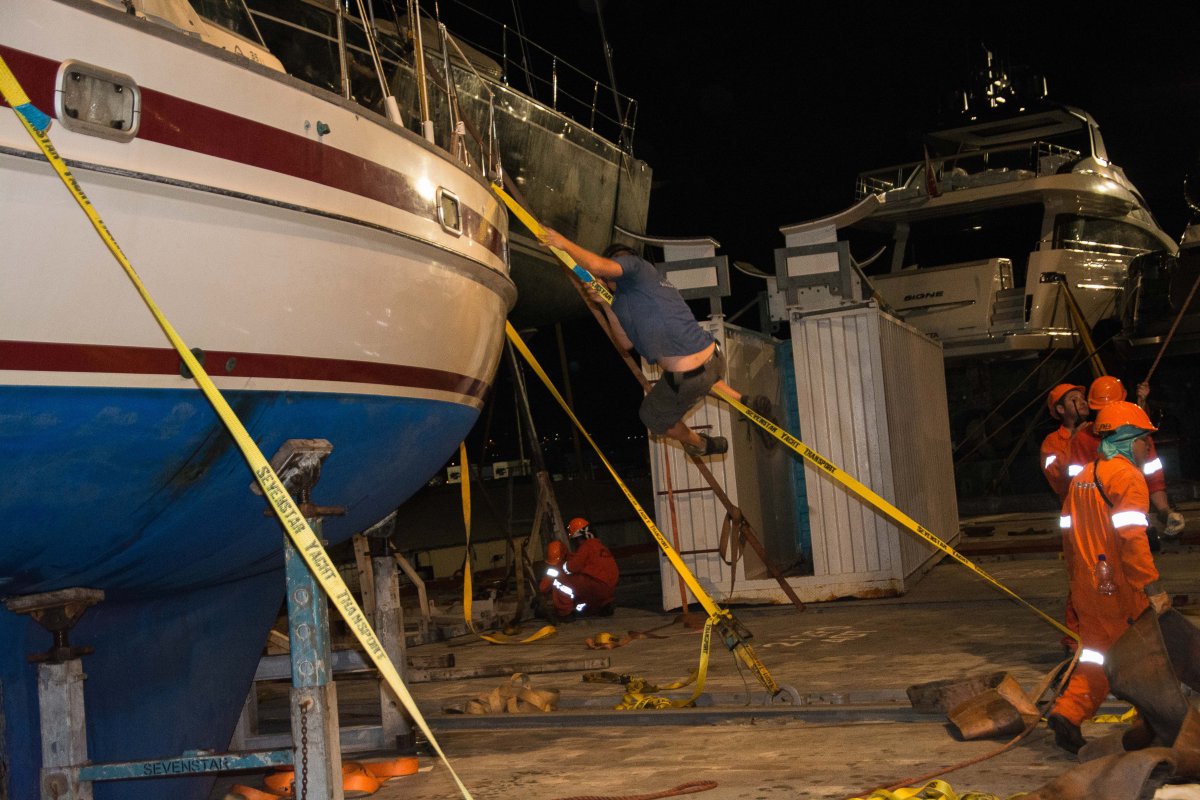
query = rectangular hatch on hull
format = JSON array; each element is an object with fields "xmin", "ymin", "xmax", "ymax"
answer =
[{"xmin": 55, "ymin": 61, "xmax": 140, "ymax": 142}]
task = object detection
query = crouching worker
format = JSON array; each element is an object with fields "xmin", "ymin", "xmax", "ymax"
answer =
[
  {"xmin": 1047, "ymin": 401, "xmax": 1171, "ymax": 754},
  {"xmin": 539, "ymin": 517, "xmax": 620, "ymax": 621}
]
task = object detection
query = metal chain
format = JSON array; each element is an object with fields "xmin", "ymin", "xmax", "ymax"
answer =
[{"xmin": 299, "ymin": 698, "xmax": 310, "ymax": 800}]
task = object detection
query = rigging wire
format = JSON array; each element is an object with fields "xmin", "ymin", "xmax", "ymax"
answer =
[
  {"xmin": 953, "ymin": 328, "xmax": 1119, "ymax": 466},
  {"xmin": 591, "ymin": 0, "xmax": 627, "ymax": 150},
  {"xmin": 952, "ymin": 289, "xmax": 1116, "ymax": 460},
  {"xmin": 508, "ymin": 0, "xmax": 536, "ymax": 97},
  {"xmin": 950, "ymin": 347, "xmax": 1059, "ymax": 456}
]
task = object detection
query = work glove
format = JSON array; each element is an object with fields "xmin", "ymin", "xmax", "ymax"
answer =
[
  {"xmin": 1163, "ymin": 510, "xmax": 1185, "ymax": 537},
  {"xmin": 1148, "ymin": 591, "xmax": 1172, "ymax": 615}
]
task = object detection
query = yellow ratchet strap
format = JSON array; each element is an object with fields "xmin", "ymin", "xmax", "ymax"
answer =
[
  {"xmin": 505, "ymin": 322, "xmax": 779, "ymax": 695},
  {"xmin": 614, "ymin": 617, "xmax": 714, "ymax": 709},
  {"xmin": 492, "ymin": 183, "xmax": 614, "ymax": 305},
  {"xmin": 457, "ymin": 443, "xmax": 556, "ymax": 643},
  {"xmin": 493, "ymin": 180, "xmax": 1077, "ymax": 645},
  {"xmin": 711, "ymin": 387, "xmax": 1076, "ymax": 641},
  {"xmin": 0, "ymin": 53, "xmax": 476, "ymax": 800}
]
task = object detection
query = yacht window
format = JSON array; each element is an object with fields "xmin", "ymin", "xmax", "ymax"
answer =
[
  {"xmin": 343, "ymin": 18, "xmax": 392, "ymax": 113},
  {"xmin": 245, "ymin": 0, "xmax": 342, "ymax": 94},
  {"xmin": 1054, "ymin": 215, "xmax": 1162, "ymax": 257},
  {"xmin": 900, "ymin": 203, "xmax": 1043, "ymax": 285},
  {"xmin": 187, "ymin": 0, "xmax": 262, "ymax": 43}
]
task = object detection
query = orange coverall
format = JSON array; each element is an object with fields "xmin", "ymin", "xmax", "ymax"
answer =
[
  {"xmin": 547, "ymin": 538, "xmax": 619, "ymax": 617},
  {"xmin": 1052, "ymin": 456, "xmax": 1158, "ymax": 726},
  {"xmin": 1041, "ymin": 426, "xmax": 1081, "ymax": 647},
  {"xmin": 1040, "ymin": 426, "xmax": 1074, "ymax": 500}
]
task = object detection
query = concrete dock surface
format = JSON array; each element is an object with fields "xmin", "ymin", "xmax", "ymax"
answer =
[{"xmin": 223, "ymin": 509, "xmax": 1200, "ymax": 800}]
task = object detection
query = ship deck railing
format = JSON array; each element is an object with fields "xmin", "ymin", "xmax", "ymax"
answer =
[
  {"xmin": 240, "ymin": 0, "xmax": 638, "ymax": 154},
  {"xmin": 855, "ymin": 140, "xmax": 1081, "ymax": 200}
]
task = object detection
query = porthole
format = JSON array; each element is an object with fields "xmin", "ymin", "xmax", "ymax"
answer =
[
  {"xmin": 55, "ymin": 60, "xmax": 140, "ymax": 143},
  {"xmin": 436, "ymin": 188, "xmax": 462, "ymax": 236}
]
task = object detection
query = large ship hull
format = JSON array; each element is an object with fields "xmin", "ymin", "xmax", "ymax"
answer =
[{"xmin": 0, "ymin": 1, "xmax": 513, "ymax": 797}]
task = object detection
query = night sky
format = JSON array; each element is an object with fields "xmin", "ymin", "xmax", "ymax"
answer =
[
  {"xmin": 438, "ymin": 1, "xmax": 1200, "ymax": 471},
  {"xmin": 473, "ymin": 2, "xmax": 1200, "ymax": 272}
]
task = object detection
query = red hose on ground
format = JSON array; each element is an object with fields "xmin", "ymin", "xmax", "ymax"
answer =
[{"xmin": 550, "ymin": 780, "xmax": 719, "ymax": 800}]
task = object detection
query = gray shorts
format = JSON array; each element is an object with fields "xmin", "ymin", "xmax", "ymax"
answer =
[{"xmin": 639, "ymin": 346, "xmax": 725, "ymax": 435}]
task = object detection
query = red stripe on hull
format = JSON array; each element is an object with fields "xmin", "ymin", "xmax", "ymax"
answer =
[
  {"xmin": 0, "ymin": 44, "xmax": 504, "ymax": 259},
  {"xmin": 0, "ymin": 340, "xmax": 489, "ymax": 399}
]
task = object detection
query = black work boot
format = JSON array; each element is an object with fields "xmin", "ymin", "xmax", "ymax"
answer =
[
  {"xmin": 1047, "ymin": 713, "xmax": 1086, "ymax": 754},
  {"xmin": 683, "ymin": 433, "xmax": 728, "ymax": 458}
]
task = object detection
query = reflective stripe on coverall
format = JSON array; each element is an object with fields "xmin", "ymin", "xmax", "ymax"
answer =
[
  {"xmin": 1040, "ymin": 426, "xmax": 1074, "ymax": 501},
  {"xmin": 1052, "ymin": 456, "xmax": 1157, "ymax": 726},
  {"xmin": 1041, "ymin": 425, "xmax": 1079, "ymax": 648},
  {"xmin": 550, "ymin": 538, "xmax": 620, "ymax": 617}
]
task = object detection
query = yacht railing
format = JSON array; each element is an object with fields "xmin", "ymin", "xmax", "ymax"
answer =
[
  {"xmin": 233, "ymin": 0, "xmax": 636, "ymax": 155},
  {"xmin": 436, "ymin": 0, "xmax": 638, "ymax": 151},
  {"xmin": 855, "ymin": 141, "xmax": 1081, "ymax": 200}
]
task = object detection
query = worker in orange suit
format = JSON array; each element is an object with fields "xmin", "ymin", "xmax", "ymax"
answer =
[
  {"xmin": 1040, "ymin": 383, "xmax": 1088, "ymax": 653},
  {"xmin": 1068, "ymin": 376, "xmax": 1184, "ymax": 540},
  {"xmin": 1047, "ymin": 400, "xmax": 1171, "ymax": 754},
  {"xmin": 539, "ymin": 517, "xmax": 619, "ymax": 620},
  {"xmin": 1040, "ymin": 383, "xmax": 1088, "ymax": 500}
]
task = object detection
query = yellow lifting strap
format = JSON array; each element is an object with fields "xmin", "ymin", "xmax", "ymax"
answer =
[
  {"xmin": 0, "ymin": 53, "xmax": 476, "ymax": 800},
  {"xmin": 850, "ymin": 779, "xmax": 1021, "ymax": 800},
  {"xmin": 614, "ymin": 616, "xmax": 715, "ymax": 709},
  {"xmin": 491, "ymin": 182, "xmax": 1077, "ymax": 644},
  {"xmin": 457, "ymin": 443, "xmax": 557, "ymax": 643},
  {"xmin": 712, "ymin": 388, "xmax": 1076, "ymax": 640},
  {"xmin": 504, "ymin": 322, "xmax": 780, "ymax": 694}
]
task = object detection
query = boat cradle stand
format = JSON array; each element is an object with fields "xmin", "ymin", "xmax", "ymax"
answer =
[{"xmin": 8, "ymin": 439, "xmax": 377, "ymax": 800}]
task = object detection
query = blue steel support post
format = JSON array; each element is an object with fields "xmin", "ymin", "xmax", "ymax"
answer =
[{"xmin": 285, "ymin": 518, "xmax": 344, "ymax": 800}]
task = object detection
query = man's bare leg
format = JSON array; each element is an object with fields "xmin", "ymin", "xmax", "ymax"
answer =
[{"xmin": 665, "ymin": 420, "xmax": 703, "ymax": 450}]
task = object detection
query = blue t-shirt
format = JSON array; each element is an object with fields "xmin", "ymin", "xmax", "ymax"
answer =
[{"xmin": 610, "ymin": 254, "xmax": 713, "ymax": 364}]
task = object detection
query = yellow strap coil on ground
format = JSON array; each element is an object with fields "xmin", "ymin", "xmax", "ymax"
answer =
[
  {"xmin": 504, "ymin": 322, "xmax": 779, "ymax": 695},
  {"xmin": 1089, "ymin": 706, "xmax": 1137, "ymax": 724},
  {"xmin": 850, "ymin": 779, "xmax": 1022, "ymax": 800},
  {"xmin": 615, "ymin": 617, "xmax": 714, "ymax": 709},
  {"xmin": 458, "ymin": 443, "xmax": 557, "ymax": 644},
  {"xmin": 0, "ymin": 53, "xmax": 475, "ymax": 800},
  {"xmin": 492, "ymin": 181, "xmax": 1076, "ymax": 645}
]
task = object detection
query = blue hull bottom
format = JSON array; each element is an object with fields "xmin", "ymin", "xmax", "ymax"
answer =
[
  {"xmin": 0, "ymin": 385, "xmax": 478, "ymax": 798},
  {"xmin": 1, "ymin": 573, "xmax": 284, "ymax": 800}
]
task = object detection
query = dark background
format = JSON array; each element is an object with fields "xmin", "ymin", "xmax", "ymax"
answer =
[{"xmin": 428, "ymin": 1, "xmax": 1200, "ymax": 481}]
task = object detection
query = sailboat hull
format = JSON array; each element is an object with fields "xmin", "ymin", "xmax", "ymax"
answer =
[{"xmin": 0, "ymin": 1, "xmax": 513, "ymax": 796}]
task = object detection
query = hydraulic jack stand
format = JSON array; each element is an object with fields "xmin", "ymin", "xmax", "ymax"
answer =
[
  {"xmin": 5, "ymin": 587, "xmax": 105, "ymax": 800},
  {"xmin": 10, "ymin": 439, "xmax": 357, "ymax": 799}
]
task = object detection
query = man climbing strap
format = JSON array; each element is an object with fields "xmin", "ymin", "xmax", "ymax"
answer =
[{"xmin": 537, "ymin": 228, "xmax": 768, "ymax": 458}]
